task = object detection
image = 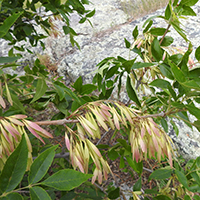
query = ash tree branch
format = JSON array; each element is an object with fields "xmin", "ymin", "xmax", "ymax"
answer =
[
  {"xmin": 34, "ymin": 109, "xmax": 182, "ymax": 126},
  {"xmin": 35, "ymin": 119, "xmax": 79, "ymax": 125}
]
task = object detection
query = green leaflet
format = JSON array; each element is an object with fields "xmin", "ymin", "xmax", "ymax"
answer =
[
  {"xmin": 86, "ymin": 9, "xmax": 95, "ymax": 18},
  {"xmin": 0, "ymin": 135, "xmax": 28, "ymax": 194},
  {"xmin": 165, "ymin": 4, "xmax": 171, "ymax": 20},
  {"xmin": 159, "ymin": 64, "xmax": 174, "ymax": 80},
  {"xmin": 133, "ymin": 177, "xmax": 142, "ymax": 191},
  {"xmin": 161, "ymin": 118, "xmax": 168, "ymax": 133},
  {"xmin": 0, "ymin": 57, "xmax": 21, "ymax": 64},
  {"xmin": 73, "ymin": 76, "xmax": 83, "ymax": 93},
  {"xmin": 182, "ymin": 5, "xmax": 196, "ymax": 16},
  {"xmin": 150, "ymin": 79, "xmax": 171, "ymax": 89},
  {"xmin": 149, "ymin": 167, "xmax": 173, "ymax": 180},
  {"xmin": 186, "ymin": 104, "xmax": 200, "ymax": 120},
  {"xmin": 126, "ymin": 76, "xmax": 141, "ymax": 107},
  {"xmin": 151, "ymin": 38, "xmax": 164, "ymax": 62},
  {"xmin": 10, "ymin": 92, "xmax": 26, "ymax": 113},
  {"xmin": 108, "ymin": 188, "xmax": 120, "ymax": 199},
  {"xmin": 41, "ymin": 169, "xmax": 92, "ymax": 191},
  {"xmin": 107, "ymin": 149, "xmax": 118, "ymax": 161},
  {"xmin": 28, "ymin": 145, "xmax": 58, "ymax": 184},
  {"xmin": 0, "ymin": 192, "xmax": 23, "ymax": 200},
  {"xmin": 181, "ymin": 80, "xmax": 200, "ymax": 90},
  {"xmin": 171, "ymin": 21, "xmax": 188, "ymax": 42},
  {"xmin": 131, "ymin": 62, "xmax": 154, "ymax": 69},
  {"xmin": 175, "ymin": 169, "xmax": 190, "ymax": 190},
  {"xmin": 149, "ymin": 27, "xmax": 169, "ymax": 36},
  {"xmin": 153, "ymin": 195, "xmax": 171, "ymax": 200},
  {"xmin": 0, "ymin": 12, "xmax": 23, "ymax": 38},
  {"xmin": 124, "ymin": 38, "xmax": 131, "ymax": 48},
  {"xmin": 126, "ymin": 156, "xmax": 143, "ymax": 175},
  {"xmin": 180, "ymin": 0, "xmax": 198, "ymax": 6},
  {"xmin": 160, "ymin": 36, "xmax": 174, "ymax": 46},
  {"xmin": 30, "ymin": 78, "xmax": 47, "ymax": 103},
  {"xmin": 195, "ymin": 46, "xmax": 200, "ymax": 61},
  {"xmin": 54, "ymin": 81, "xmax": 83, "ymax": 104},
  {"xmin": 170, "ymin": 62, "xmax": 186, "ymax": 83},
  {"xmin": 80, "ymin": 84, "xmax": 97, "ymax": 95},
  {"xmin": 132, "ymin": 26, "xmax": 138, "ymax": 40},
  {"xmin": 30, "ymin": 186, "xmax": 52, "ymax": 200}
]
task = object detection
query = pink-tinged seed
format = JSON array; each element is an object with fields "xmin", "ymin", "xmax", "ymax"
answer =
[
  {"xmin": 139, "ymin": 138, "xmax": 147, "ymax": 153},
  {"xmin": 103, "ymin": 169, "xmax": 108, "ymax": 180},
  {"xmin": 26, "ymin": 125, "xmax": 45, "ymax": 144},
  {"xmin": 100, "ymin": 104, "xmax": 111, "ymax": 111},
  {"xmin": 101, "ymin": 109, "xmax": 112, "ymax": 118},
  {"xmin": 79, "ymin": 118, "xmax": 94, "ymax": 137},
  {"xmin": 141, "ymin": 127, "xmax": 146, "ymax": 138},
  {"xmin": 98, "ymin": 170, "xmax": 102, "ymax": 184},
  {"xmin": 152, "ymin": 136, "xmax": 159, "ymax": 151},
  {"xmin": 87, "ymin": 140, "xmax": 102, "ymax": 158},
  {"xmin": 151, "ymin": 125, "xmax": 160, "ymax": 137},
  {"xmin": 0, "ymin": 95, "xmax": 6, "ymax": 109},
  {"xmin": 65, "ymin": 132, "xmax": 70, "ymax": 151},
  {"xmin": 134, "ymin": 148, "xmax": 140, "ymax": 163},
  {"xmin": 146, "ymin": 125, "xmax": 152, "ymax": 135},
  {"xmin": 137, "ymin": 41, "xmax": 143, "ymax": 49},
  {"xmin": 6, "ymin": 117, "xmax": 24, "ymax": 126},
  {"xmin": 167, "ymin": 148, "xmax": 173, "ymax": 168},
  {"xmin": 113, "ymin": 113, "xmax": 120, "ymax": 130},
  {"xmin": 0, "ymin": 124, "xmax": 11, "ymax": 144},
  {"xmin": 24, "ymin": 120, "xmax": 53, "ymax": 138},
  {"xmin": 1, "ymin": 120, "xmax": 19, "ymax": 141},
  {"xmin": 92, "ymin": 168, "xmax": 98, "ymax": 184},
  {"xmin": 74, "ymin": 156, "xmax": 84, "ymax": 173},
  {"xmin": 11, "ymin": 115, "xmax": 27, "ymax": 119}
]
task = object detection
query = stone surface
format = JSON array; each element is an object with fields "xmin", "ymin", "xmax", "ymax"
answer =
[{"xmin": 1, "ymin": 0, "xmax": 200, "ymax": 162}]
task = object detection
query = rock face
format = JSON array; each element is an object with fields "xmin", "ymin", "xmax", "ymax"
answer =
[{"xmin": 1, "ymin": 0, "xmax": 200, "ymax": 160}]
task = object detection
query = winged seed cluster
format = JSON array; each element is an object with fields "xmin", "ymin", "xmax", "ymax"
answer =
[
  {"xmin": 65, "ymin": 101, "xmax": 175, "ymax": 184},
  {"xmin": 0, "ymin": 115, "xmax": 53, "ymax": 170}
]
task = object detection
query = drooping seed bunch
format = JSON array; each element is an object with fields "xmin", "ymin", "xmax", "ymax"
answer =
[
  {"xmin": 65, "ymin": 127, "xmax": 111, "ymax": 184},
  {"xmin": 130, "ymin": 117, "xmax": 174, "ymax": 167},
  {"xmin": 65, "ymin": 100, "xmax": 175, "ymax": 184},
  {"xmin": 0, "ymin": 115, "xmax": 53, "ymax": 170}
]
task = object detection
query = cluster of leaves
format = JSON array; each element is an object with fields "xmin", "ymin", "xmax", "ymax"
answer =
[
  {"xmin": 0, "ymin": 0, "xmax": 95, "ymax": 50},
  {"xmin": 0, "ymin": 0, "xmax": 200, "ymax": 199}
]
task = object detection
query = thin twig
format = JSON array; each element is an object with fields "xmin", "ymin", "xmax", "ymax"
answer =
[
  {"xmin": 35, "ymin": 119, "xmax": 79, "ymax": 125},
  {"xmin": 96, "ymin": 128, "xmax": 111, "ymax": 145},
  {"xmin": 159, "ymin": 24, "xmax": 171, "ymax": 45},
  {"xmin": 17, "ymin": 190, "xmax": 30, "ymax": 194},
  {"xmin": 140, "ymin": 112, "xmax": 165, "ymax": 118},
  {"xmin": 120, "ymin": 188, "xmax": 128, "ymax": 200},
  {"xmin": 136, "ymin": 76, "xmax": 143, "ymax": 90},
  {"xmin": 33, "ymin": 152, "xmax": 69, "ymax": 160},
  {"xmin": 93, "ymin": 182, "xmax": 108, "ymax": 195},
  {"xmin": 124, "ymin": 156, "xmax": 153, "ymax": 173},
  {"xmin": 34, "ymin": 109, "xmax": 183, "ymax": 126},
  {"xmin": 143, "ymin": 167, "xmax": 153, "ymax": 173},
  {"xmin": 54, "ymin": 152, "xmax": 69, "ymax": 158}
]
